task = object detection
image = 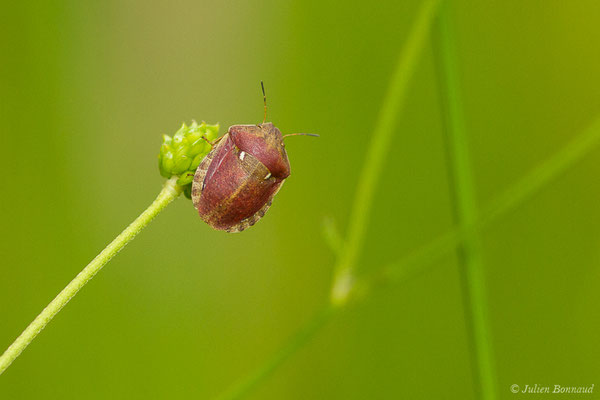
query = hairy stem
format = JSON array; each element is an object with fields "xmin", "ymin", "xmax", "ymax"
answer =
[{"xmin": 0, "ymin": 177, "xmax": 183, "ymax": 375}]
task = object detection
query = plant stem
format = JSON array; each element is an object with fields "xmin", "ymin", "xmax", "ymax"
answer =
[
  {"xmin": 214, "ymin": 305, "xmax": 337, "ymax": 400},
  {"xmin": 433, "ymin": 2, "xmax": 497, "ymax": 399},
  {"xmin": 0, "ymin": 177, "xmax": 183, "ymax": 376},
  {"xmin": 214, "ymin": 2, "xmax": 441, "ymax": 399},
  {"xmin": 330, "ymin": 0, "xmax": 440, "ymax": 305},
  {"xmin": 371, "ymin": 114, "xmax": 600, "ymax": 288},
  {"xmin": 214, "ymin": 108, "xmax": 600, "ymax": 400}
]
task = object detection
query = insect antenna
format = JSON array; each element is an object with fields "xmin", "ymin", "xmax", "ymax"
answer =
[
  {"xmin": 261, "ymin": 81, "xmax": 267, "ymax": 124},
  {"xmin": 282, "ymin": 133, "xmax": 320, "ymax": 139}
]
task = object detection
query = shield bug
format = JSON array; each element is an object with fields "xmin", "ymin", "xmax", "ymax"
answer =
[{"xmin": 191, "ymin": 82, "xmax": 317, "ymax": 232}]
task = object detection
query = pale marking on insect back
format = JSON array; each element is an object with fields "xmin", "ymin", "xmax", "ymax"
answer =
[
  {"xmin": 264, "ymin": 172, "xmax": 271, "ymax": 180},
  {"xmin": 192, "ymin": 134, "xmax": 225, "ymax": 210},
  {"xmin": 239, "ymin": 151, "xmax": 246, "ymax": 161}
]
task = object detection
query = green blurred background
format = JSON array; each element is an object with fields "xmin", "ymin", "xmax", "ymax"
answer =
[{"xmin": 2, "ymin": 1, "xmax": 600, "ymax": 398}]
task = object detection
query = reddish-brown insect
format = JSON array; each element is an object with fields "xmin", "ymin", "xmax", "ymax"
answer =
[{"xmin": 191, "ymin": 83, "xmax": 317, "ymax": 232}]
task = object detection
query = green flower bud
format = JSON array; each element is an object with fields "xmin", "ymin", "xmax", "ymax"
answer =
[
  {"xmin": 191, "ymin": 153, "xmax": 205, "ymax": 170},
  {"xmin": 158, "ymin": 121, "xmax": 219, "ymax": 196},
  {"xmin": 176, "ymin": 172, "xmax": 195, "ymax": 187}
]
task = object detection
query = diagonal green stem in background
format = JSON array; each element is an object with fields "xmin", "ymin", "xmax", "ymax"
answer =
[
  {"xmin": 218, "ymin": 111, "xmax": 600, "ymax": 400},
  {"xmin": 330, "ymin": 0, "xmax": 441, "ymax": 305},
  {"xmin": 215, "ymin": 1, "xmax": 442, "ymax": 398},
  {"xmin": 378, "ymin": 114, "xmax": 600, "ymax": 288},
  {"xmin": 481, "ymin": 117, "xmax": 600, "ymax": 227},
  {"xmin": 213, "ymin": 306, "xmax": 336, "ymax": 400},
  {"xmin": 433, "ymin": 2, "xmax": 497, "ymax": 399},
  {"xmin": 0, "ymin": 177, "xmax": 183, "ymax": 375}
]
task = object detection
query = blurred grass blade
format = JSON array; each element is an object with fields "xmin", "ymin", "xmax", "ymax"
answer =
[
  {"xmin": 331, "ymin": 0, "xmax": 441, "ymax": 305},
  {"xmin": 213, "ymin": 306, "xmax": 336, "ymax": 400},
  {"xmin": 433, "ymin": 2, "xmax": 497, "ymax": 399},
  {"xmin": 322, "ymin": 216, "xmax": 344, "ymax": 256},
  {"xmin": 214, "ymin": 110, "xmax": 600, "ymax": 400},
  {"xmin": 378, "ymin": 113, "xmax": 600, "ymax": 290},
  {"xmin": 214, "ymin": 1, "xmax": 442, "ymax": 398},
  {"xmin": 482, "ymin": 117, "xmax": 600, "ymax": 226}
]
